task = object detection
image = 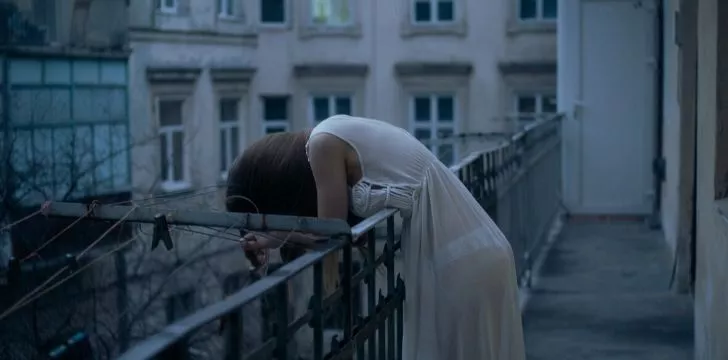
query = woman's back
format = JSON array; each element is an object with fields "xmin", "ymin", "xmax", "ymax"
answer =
[{"xmin": 309, "ymin": 115, "xmax": 440, "ymax": 187}]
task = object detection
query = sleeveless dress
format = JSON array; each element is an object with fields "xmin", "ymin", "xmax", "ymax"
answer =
[{"xmin": 307, "ymin": 115, "xmax": 526, "ymax": 360}]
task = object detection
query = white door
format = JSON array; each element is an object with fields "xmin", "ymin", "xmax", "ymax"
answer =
[{"xmin": 566, "ymin": 0, "xmax": 656, "ymax": 215}]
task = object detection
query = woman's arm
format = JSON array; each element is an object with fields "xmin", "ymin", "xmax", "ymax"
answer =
[{"xmin": 307, "ymin": 133, "xmax": 350, "ymax": 221}]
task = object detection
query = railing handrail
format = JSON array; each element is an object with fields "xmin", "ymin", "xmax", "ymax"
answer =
[
  {"xmin": 116, "ymin": 207, "xmax": 401, "ymax": 360},
  {"xmin": 116, "ymin": 239, "xmax": 346, "ymax": 360},
  {"xmin": 449, "ymin": 113, "xmax": 564, "ymax": 173}
]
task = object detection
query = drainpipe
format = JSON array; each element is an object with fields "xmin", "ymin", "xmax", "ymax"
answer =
[{"xmin": 650, "ymin": 0, "xmax": 666, "ymax": 229}]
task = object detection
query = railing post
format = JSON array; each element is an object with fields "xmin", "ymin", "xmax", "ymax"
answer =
[
  {"xmin": 385, "ymin": 217, "xmax": 396, "ymax": 360},
  {"xmin": 224, "ymin": 310, "xmax": 243, "ymax": 360},
  {"xmin": 309, "ymin": 261, "xmax": 324, "ymax": 359},
  {"xmin": 367, "ymin": 229, "xmax": 377, "ymax": 360},
  {"xmin": 274, "ymin": 282, "xmax": 288, "ymax": 360},
  {"xmin": 341, "ymin": 235, "xmax": 354, "ymax": 357}
]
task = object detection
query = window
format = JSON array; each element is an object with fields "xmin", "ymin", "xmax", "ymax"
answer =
[
  {"xmin": 261, "ymin": 96, "xmax": 289, "ymax": 134},
  {"xmin": 260, "ymin": 0, "xmax": 286, "ymax": 24},
  {"xmin": 311, "ymin": 0, "xmax": 351, "ymax": 26},
  {"xmin": 310, "ymin": 94, "xmax": 352, "ymax": 125},
  {"xmin": 515, "ymin": 94, "xmax": 557, "ymax": 121},
  {"xmin": 410, "ymin": 94, "xmax": 457, "ymax": 166},
  {"xmin": 219, "ymin": 98, "xmax": 241, "ymax": 179},
  {"xmin": 158, "ymin": 99, "xmax": 188, "ymax": 190},
  {"xmin": 165, "ymin": 290, "xmax": 195, "ymax": 323},
  {"xmin": 218, "ymin": 0, "xmax": 235, "ymax": 17},
  {"xmin": 159, "ymin": 0, "xmax": 178, "ymax": 13},
  {"xmin": 518, "ymin": 0, "xmax": 557, "ymax": 21},
  {"xmin": 413, "ymin": 0, "xmax": 454, "ymax": 23}
]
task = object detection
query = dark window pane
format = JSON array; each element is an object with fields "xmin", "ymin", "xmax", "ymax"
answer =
[
  {"xmin": 437, "ymin": 96, "xmax": 454, "ymax": 122},
  {"xmin": 414, "ymin": 128, "xmax": 431, "ymax": 141},
  {"xmin": 543, "ymin": 0, "xmax": 557, "ymax": 19},
  {"xmin": 263, "ymin": 96, "xmax": 288, "ymax": 120},
  {"xmin": 159, "ymin": 100, "xmax": 182, "ymax": 126},
  {"xmin": 220, "ymin": 129, "xmax": 227, "ymax": 172},
  {"xmin": 519, "ymin": 0, "xmax": 537, "ymax": 19},
  {"xmin": 414, "ymin": 1, "xmax": 431, "ymax": 22},
  {"xmin": 160, "ymin": 134, "xmax": 168, "ymax": 181},
  {"xmin": 261, "ymin": 0, "xmax": 285, "ymax": 23},
  {"xmin": 438, "ymin": 144, "xmax": 454, "ymax": 165},
  {"xmin": 517, "ymin": 95, "xmax": 537, "ymax": 113},
  {"xmin": 437, "ymin": 1, "xmax": 454, "ymax": 21},
  {"xmin": 313, "ymin": 97, "xmax": 330, "ymax": 122},
  {"xmin": 220, "ymin": 98, "xmax": 238, "ymax": 122},
  {"xmin": 335, "ymin": 96, "xmax": 352, "ymax": 115},
  {"xmin": 542, "ymin": 95, "xmax": 557, "ymax": 113},
  {"xmin": 231, "ymin": 127, "xmax": 239, "ymax": 159},
  {"xmin": 172, "ymin": 131, "xmax": 184, "ymax": 181},
  {"xmin": 414, "ymin": 97, "xmax": 431, "ymax": 122},
  {"xmin": 266, "ymin": 126, "xmax": 286, "ymax": 134}
]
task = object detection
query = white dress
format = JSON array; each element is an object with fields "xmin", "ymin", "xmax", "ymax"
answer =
[{"xmin": 308, "ymin": 115, "xmax": 526, "ymax": 360}]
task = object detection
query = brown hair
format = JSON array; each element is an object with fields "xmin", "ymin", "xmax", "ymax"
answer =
[{"xmin": 225, "ymin": 131, "xmax": 361, "ymax": 291}]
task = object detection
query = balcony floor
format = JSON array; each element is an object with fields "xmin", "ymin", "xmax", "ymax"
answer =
[{"xmin": 523, "ymin": 220, "xmax": 694, "ymax": 360}]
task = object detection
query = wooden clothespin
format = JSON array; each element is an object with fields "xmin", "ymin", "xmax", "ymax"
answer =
[{"xmin": 151, "ymin": 214, "xmax": 174, "ymax": 251}]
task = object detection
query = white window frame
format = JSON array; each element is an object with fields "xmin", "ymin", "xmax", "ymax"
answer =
[
  {"xmin": 156, "ymin": 97, "xmax": 190, "ymax": 192},
  {"xmin": 261, "ymin": 96, "xmax": 290, "ymax": 135},
  {"xmin": 517, "ymin": 0, "xmax": 557, "ymax": 21},
  {"xmin": 159, "ymin": 0, "xmax": 178, "ymax": 14},
  {"xmin": 409, "ymin": 93, "xmax": 459, "ymax": 165},
  {"xmin": 308, "ymin": 93, "xmax": 354, "ymax": 126},
  {"xmin": 218, "ymin": 0, "xmax": 235, "ymax": 18},
  {"xmin": 514, "ymin": 93, "xmax": 557, "ymax": 121},
  {"xmin": 310, "ymin": 0, "xmax": 353, "ymax": 26},
  {"xmin": 219, "ymin": 97, "xmax": 242, "ymax": 180},
  {"xmin": 411, "ymin": 0, "xmax": 456, "ymax": 24}
]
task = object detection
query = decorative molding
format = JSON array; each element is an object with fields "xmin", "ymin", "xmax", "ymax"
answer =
[
  {"xmin": 210, "ymin": 67, "xmax": 257, "ymax": 83},
  {"xmin": 146, "ymin": 66, "xmax": 202, "ymax": 84},
  {"xmin": 498, "ymin": 61, "xmax": 557, "ymax": 75},
  {"xmin": 128, "ymin": 27, "xmax": 257, "ymax": 47},
  {"xmin": 394, "ymin": 62, "xmax": 473, "ymax": 77},
  {"xmin": 293, "ymin": 64, "xmax": 369, "ymax": 78}
]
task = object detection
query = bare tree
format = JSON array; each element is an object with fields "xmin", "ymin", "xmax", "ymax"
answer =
[{"xmin": 0, "ymin": 78, "xmax": 253, "ymax": 359}]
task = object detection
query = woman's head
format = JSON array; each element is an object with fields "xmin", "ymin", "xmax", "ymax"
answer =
[{"xmin": 226, "ymin": 131, "xmax": 360, "ymax": 288}]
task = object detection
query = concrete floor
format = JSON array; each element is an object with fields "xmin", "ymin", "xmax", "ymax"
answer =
[{"xmin": 523, "ymin": 221, "xmax": 694, "ymax": 360}]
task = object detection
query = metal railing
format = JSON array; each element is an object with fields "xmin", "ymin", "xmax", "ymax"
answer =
[{"xmin": 42, "ymin": 114, "xmax": 563, "ymax": 359}]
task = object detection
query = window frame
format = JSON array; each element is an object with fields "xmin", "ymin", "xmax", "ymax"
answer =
[
  {"xmin": 411, "ymin": 0, "xmax": 456, "ymax": 25},
  {"xmin": 156, "ymin": 96, "xmax": 190, "ymax": 192},
  {"xmin": 517, "ymin": 0, "xmax": 557, "ymax": 22},
  {"xmin": 218, "ymin": 0, "xmax": 236, "ymax": 18},
  {"xmin": 308, "ymin": 93, "xmax": 354, "ymax": 126},
  {"xmin": 218, "ymin": 97, "xmax": 242, "ymax": 180},
  {"xmin": 514, "ymin": 93, "xmax": 557, "ymax": 121},
  {"xmin": 261, "ymin": 95, "xmax": 290, "ymax": 135},
  {"xmin": 259, "ymin": 0, "xmax": 288, "ymax": 25},
  {"xmin": 310, "ymin": 0, "xmax": 354, "ymax": 27},
  {"xmin": 159, "ymin": 0, "xmax": 179, "ymax": 14},
  {"xmin": 408, "ymin": 93, "xmax": 459, "ymax": 166}
]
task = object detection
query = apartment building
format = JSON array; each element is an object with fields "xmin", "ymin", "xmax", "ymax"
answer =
[{"xmin": 127, "ymin": 0, "xmax": 558, "ymax": 197}]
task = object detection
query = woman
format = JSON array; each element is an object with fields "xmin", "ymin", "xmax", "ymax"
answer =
[{"xmin": 238, "ymin": 115, "xmax": 525, "ymax": 360}]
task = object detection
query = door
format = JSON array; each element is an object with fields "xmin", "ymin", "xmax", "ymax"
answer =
[{"xmin": 575, "ymin": 0, "xmax": 656, "ymax": 215}]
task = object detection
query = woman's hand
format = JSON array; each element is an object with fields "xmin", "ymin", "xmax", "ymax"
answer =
[{"xmin": 240, "ymin": 232, "xmax": 281, "ymax": 251}]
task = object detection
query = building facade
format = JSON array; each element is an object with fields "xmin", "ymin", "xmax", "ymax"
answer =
[
  {"xmin": 127, "ymin": 0, "xmax": 558, "ymax": 198},
  {"xmin": 559, "ymin": 0, "xmax": 728, "ymax": 358}
]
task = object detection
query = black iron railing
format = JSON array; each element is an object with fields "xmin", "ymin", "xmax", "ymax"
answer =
[{"xmin": 40, "ymin": 114, "xmax": 563, "ymax": 359}]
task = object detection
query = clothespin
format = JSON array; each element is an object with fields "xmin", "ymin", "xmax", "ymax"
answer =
[{"xmin": 151, "ymin": 214, "xmax": 174, "ymax": 251}]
